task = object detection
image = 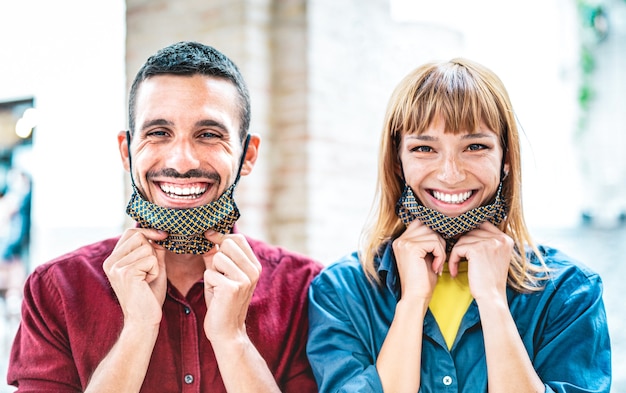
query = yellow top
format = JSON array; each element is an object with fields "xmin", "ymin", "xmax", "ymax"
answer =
[{"xmin": 429, "ymin": 261, "xmax": 473, "ymax": 350}]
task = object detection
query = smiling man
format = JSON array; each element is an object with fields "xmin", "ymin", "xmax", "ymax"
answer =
[{"xmin": 8, "ymin": 41, "xmax": 322, "ymax": 393}]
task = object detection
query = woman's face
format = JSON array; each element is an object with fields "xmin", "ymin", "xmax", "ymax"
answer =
[{"xmin": 398, "ymin": 119, "xmax": 508, "ymax": 217}]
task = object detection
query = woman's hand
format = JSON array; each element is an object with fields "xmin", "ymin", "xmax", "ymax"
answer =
[
  {"xmin": 392, "ymin": 219, "xmax": 446, "ymax": 301},
  {"xmin": 448, "ymin": 221, "xmax": 513, "ymax": 302}
]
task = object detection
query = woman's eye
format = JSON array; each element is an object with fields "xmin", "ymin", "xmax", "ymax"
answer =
[
  {"xmin": 467, "ymin": 143, "xmax": 487, "ymax": 151},
  {"xmin": 412, "ymin": 145, "xmax": 432, "ymax": 153}
]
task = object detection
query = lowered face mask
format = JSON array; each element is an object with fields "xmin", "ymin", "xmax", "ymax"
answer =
[
  {"xmin": 125, "ymin": 132, "xmax": 249, "ymax": 254},
  {"xmin": 126, "ymin": 183, "xmax": 240, "ymax": 254},
  {"xmin": 396, "ymin": 183, "xmax": 508, "ymax": 251}
]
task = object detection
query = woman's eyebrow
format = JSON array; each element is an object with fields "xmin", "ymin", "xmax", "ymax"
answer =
[
  {"xmin": 406, "ymin": 134, "xmax": 437, "ymax": 141},
  {"xmin": 462, "ymin": 132, "xmax": 496, "ymax": 140},
  {"xmin": 405, "ymin": 132, "xmax": 496, "ymax": 142}
]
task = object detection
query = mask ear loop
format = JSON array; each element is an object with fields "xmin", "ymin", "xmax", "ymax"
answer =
[
  {"xmin": 126, "ymin": 130, "xmax": 139, "ymax": 190},
  {"xmin": 125, "ymin": 131, "xmax": 251, "ymax": 192},
  {"xmin": 233, "ymin": 133, "xmax": 251, "ymax": 186}
]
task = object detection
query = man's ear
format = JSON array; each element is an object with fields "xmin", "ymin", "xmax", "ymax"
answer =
[
  {"xmin": 240, "ymin": 133, "xmax": 260, "ymax": 176},
  {"xmin": 117, "ymin": 130, "xmax": 130, "ymax": 172}
]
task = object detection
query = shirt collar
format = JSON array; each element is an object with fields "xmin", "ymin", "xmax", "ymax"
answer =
[{"xmin": 376, "ymin": 242, "xmax": 402, "ymax": 300}]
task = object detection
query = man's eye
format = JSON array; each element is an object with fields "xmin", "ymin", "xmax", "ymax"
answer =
[
  {"xmin": 199, "ymin": 131, "xmax": 221, "ymax": 139},
  {"xmin": 146, "ymin": 130, "xmax": 168, "ymax": 137}
]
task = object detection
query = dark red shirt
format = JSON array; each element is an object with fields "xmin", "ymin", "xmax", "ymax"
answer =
[{"xmin": 8, "ymin": 235, "xmax": 322, "ymax": 392}]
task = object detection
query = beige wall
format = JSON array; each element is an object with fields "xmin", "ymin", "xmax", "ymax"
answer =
[
  {"xmin": 124, "ymin": 0, "xmax": 464, "ymax": 263},
  {"xmin": 0, "ymin": 0, "xmax": 586, "ymax": 267}
]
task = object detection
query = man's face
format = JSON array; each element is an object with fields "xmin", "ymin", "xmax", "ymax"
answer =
[{"xmin": 123, "ymin": 74, "xmax": 244, "ymax": 209}]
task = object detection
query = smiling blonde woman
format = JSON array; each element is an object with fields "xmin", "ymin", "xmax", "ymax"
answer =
[{"xmin": 306, "ymin": 58, "xmax": 611, "ymax": 393}]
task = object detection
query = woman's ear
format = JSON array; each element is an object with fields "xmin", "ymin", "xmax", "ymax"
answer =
[
  {"xmin": 117, "ymin": 130, "xmax": 131, "ymax": 172},
  {"xmin": 503, "ymin": 161, "xmax": 510, "ymax": 179},
  {"xmin": 393, "ymin": 149, "xmax": 407, "ymax": 182},
  {"xmin": 240, "ymin": 133, "xmax": 260, "ymax": 176}
]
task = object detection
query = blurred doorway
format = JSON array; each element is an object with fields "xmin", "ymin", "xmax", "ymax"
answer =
[{"xmin": 0, "ymin": 99, "xmax": 34, "ymax": 317}]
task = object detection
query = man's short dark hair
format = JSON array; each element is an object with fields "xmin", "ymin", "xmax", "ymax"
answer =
[{"xmin": 128, "ymin": 41, "xmax": 251, "ymax": 140}]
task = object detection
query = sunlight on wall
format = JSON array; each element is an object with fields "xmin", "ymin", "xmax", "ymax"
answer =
[{"xmin": 391, "ymin": 0, "xmax": 584, "ymax": 229}]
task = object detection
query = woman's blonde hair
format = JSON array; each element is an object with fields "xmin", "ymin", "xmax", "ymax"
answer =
[{"xmin": 359, "ymin": 58, "xmax": 548, "ymax": 293}]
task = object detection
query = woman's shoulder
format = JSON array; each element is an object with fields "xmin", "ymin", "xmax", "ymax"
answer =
[
  {"xmin": 535, "ymin": 245, "xmax": 599, "ymax": 274},
  {"xmin": 532, "ymin": 244, "xmax": 603, "ymax": 292},
  {"xmin": 312, "ymin": 251, "xmax": 373, "ymax": 289}
]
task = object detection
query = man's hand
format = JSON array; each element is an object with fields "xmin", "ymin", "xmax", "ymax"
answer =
[
  {"xmin": 200, "ymin": 231, "xmax": 281, "ymax": 393},
  {"xmin": 103, "ymin": 228, "xmax": 168, "ymax": 326},
  {"xmin": 201, "ymin": 231, "xmax": 262, "ymax": 342}
]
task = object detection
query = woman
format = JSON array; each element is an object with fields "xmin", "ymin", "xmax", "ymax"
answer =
[{"xmin": 306, "ymin": 58, "xmax": 611, "ymax": 392}]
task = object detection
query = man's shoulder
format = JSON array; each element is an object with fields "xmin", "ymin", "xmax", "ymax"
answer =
[
  {"xmin": 245, "ymin": 235, "xmax": 323, "ymax": 273},
  {"xmin": 33, "ymin": 236, "xmax": 120, "ymax": 276}
]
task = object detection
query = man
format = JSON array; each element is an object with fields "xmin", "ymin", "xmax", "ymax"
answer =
[{"xmin": 8, "ymin": 41, "xmax": 322, "ymax": 392}]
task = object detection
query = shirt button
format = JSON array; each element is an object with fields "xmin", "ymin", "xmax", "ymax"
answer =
[
  {"xmin": 184, "ymin": 374, "xmax": 194, "ymax": 384},
  {"xmin": 442, "ymin": 375, "xmax": 453, "ymax": 386},
  {"xmin": 184, "ymin": 306, "xmax": 191, "ymax": 315}
]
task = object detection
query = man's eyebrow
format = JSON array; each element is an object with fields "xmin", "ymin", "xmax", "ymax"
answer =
[
  {"xmin": 140, "ymin": 119, "xmax": 229, "ymax": 132},
  {"xmin": 140, "ymin": 118, "xmax": 173, "ymax": 131},
  {"xmin": 195, "ymin": 119, "xmax": 228, "ymax": 132}
]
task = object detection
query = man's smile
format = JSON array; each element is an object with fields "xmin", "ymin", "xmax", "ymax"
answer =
[{"xmin": 158, "ymin": 182, "xmax": 208, "ymax": 200}]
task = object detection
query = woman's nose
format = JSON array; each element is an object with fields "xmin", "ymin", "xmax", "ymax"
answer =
[{"xmin": 437, "ymin": 155, "xmax": 466, "ymax": 184}]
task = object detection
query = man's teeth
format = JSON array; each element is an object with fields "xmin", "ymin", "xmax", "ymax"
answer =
[
  {"xmin": 433, "ymin": 190, "xmax": 472, "ymax": 204},
  {"xmin": 160, "ymin": 184, "xmax": 206, "ymax": 199}
]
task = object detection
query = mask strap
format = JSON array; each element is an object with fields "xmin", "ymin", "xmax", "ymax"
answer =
[
  {"xmin": 500, "ymin": 131, "xmax": 509, "ymax": 181},
  {"xmin": 234, "ymin": 134, "xmax": 251, "ymax": 186},
  {"xmin": 125, "ymin": 131, "xmax": 251, "ymax": 190},
  {"xmin": 126, "ymin": 130, "xmax": 138, "ymax": 189}
]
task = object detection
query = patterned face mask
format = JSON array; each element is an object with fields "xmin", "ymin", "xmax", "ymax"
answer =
[
  {"xmin": 126, "ymin": 183, "xmax": 240, "ymax": 254},
  {"xmin": 396, "ymin": 183, "xmax": 508, "ymax": 250},
  {"xmin": 125, "ymin": 132, "xmax": 250, "ymax": 254}
]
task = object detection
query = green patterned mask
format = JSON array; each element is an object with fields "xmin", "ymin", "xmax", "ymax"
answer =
[{"xmin": 125, "ymin": 132, "xmax": 249, "ymax": 254}]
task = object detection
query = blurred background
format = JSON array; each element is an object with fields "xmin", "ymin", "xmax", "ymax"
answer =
[{"xmin": 0, "ymin": 0, "xmax": 624, "ymax": 391}]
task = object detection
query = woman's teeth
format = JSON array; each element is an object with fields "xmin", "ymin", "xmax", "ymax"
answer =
[
  {"xmin": 160, "ymin": 184, "xmax": 206, "ymax": 199},
  {"xmin": 433, "ymin": 190, "xmax": 472, "ymax": 204}
]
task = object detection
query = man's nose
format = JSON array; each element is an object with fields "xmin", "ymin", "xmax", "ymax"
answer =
[{"xmin": 165, "ymin": 139, "xmax": 201, "ymax": 173}]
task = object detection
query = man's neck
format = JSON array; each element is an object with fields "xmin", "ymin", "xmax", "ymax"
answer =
[{"xmin": 164, "ymin": 252, "xmax": 206, "ymax": 297}]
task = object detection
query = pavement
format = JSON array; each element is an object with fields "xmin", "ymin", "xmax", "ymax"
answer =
[{"xmin": 0, "ymin": 225, "xmax": 623, "ymax": 392}]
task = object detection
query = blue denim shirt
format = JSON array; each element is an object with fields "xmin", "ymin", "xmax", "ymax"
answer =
[{"xmin": 307, "ymin": 244, "xmax": 611, "ymax": 392}]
